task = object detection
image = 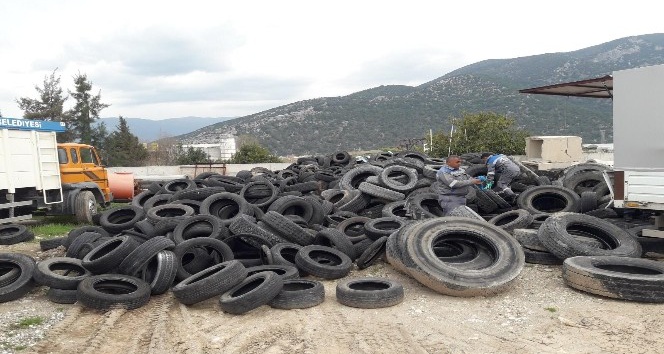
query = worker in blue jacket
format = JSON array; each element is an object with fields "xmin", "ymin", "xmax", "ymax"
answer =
[
  {"xmin": 435, "ymin": 155, "xmax": 483, "ymax": 215},
  {"xmin": 481, "ymin": 152, "xmax": 520, "ymax": 198}
]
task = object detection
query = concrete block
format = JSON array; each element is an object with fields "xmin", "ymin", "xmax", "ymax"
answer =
[{"xmin": 526, "ymin": 136, "xmax": 582, "ymax": 162}]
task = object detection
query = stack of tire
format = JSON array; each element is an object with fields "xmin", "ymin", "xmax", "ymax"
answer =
[{"xmin": 2, "ymin": 150, "xmax": 661, "ymax": 307}]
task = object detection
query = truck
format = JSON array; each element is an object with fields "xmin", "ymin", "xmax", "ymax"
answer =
[
  {"xmin": 0, "ymin": 118, "xmax": 117, "ymax": 224},
  {"xmin": 520, "ymin": 63, "xmax": 664, "ymax": 236}
]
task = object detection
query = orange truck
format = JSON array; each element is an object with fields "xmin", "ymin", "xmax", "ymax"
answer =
[{"xmin": 0, "ymin": 118, "xmax": 129, "ymax": 224}]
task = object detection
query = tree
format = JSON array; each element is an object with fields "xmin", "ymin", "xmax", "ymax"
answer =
[
  {"xmin": 105, "ymin": 116, "xmax": 149, "ymax": 166},
  {"xmin": 429, "ymin": 112, "xmax": 529, "ymax": 157},
  {"xmin": 65, "ymin": 73, "xmax": 109, "ymax": 144},
  {"xmin": 176, "ymin": 146, "xmax": 210, "ymax": 165},
  {"xmin": 229, "ymin": 142, "xmax": 282, "ymax": 163},
  {"xmin": 16, "ymin": 69, "xmax": 68, "ymax": 121},
  {"xmin": 90, "ymin": 122, "xmax": 110, "ymax": 163}
]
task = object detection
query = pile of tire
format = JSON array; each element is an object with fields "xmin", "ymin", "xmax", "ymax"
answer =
[{"xmin": 1, "ymin": 150, "xmax": 661, "ymax": 308}]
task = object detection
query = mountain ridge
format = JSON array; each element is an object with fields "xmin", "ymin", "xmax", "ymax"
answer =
[{"xmin": 175, "ymin": 34, "xmax": 664, "ymax": 156}]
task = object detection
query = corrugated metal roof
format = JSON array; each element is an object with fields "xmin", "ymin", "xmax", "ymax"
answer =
[{"xmin": 519, "ymin": 75, "xmax": 613, "ymax": 98}]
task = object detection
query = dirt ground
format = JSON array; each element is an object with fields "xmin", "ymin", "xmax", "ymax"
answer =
[{"xmin": 1, "ymin": 241, "xmax": 664, "ymax": 354}]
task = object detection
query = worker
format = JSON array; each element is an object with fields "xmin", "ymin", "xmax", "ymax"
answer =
[
  {"xmin": 435, "ymin": 155, "xmax": 483, "ymax": 215},
  {"xmin": 481, "ymin": 152, "xmax": 520, "ymax": 199}
]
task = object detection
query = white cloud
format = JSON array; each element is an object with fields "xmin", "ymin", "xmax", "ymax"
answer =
[{"xmin": 0, "ymin": 0, "xmax": 661, "ymax": 119}]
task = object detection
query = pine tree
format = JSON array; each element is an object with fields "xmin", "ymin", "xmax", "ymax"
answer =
[
  {"xmin": 105, "ymin": 116, "xmax": 149, "ymax": 166},
  {"xmin": 16, "ymin": 69, "xmax": 68, "ymax": 121},
  {"xmin": 66, "ymin": 73, "xmax": 109, "ymax": 144}
]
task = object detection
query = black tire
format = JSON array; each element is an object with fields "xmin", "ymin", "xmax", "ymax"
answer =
[
  {"xmin": 132, "ymin": 190, "xmax": 155, "ymax": 209},
  {"xmin": 133, "ymin": 219, "xmax": 156, "ymax": 238},
  {"xmin": 488, "ymin": 209, "xmax": 534, "ymax": 233},
  {"xmin": 229, "ymin": 215, "xmax": 288, "ymax": 247},
  {"xmin": 313, "ymin": 228, "xmax": 356, "ymax": 260},
  {"xmin": 172, "ymin": 260, "xmax": 247, "ymax": 305},
  {"xmin": 142, "ymin": 194, "xmax": 173, "ymax": 212},
  {"xmin": 172, "ymin": 215, "xmax": 229, "ymax": 244},
  {"xmin": 401, "ymin": 217, "xmax": 524, "ymax": 296},
  {"xmin": 139, "ymin": 250, "xmax": 178, "ymax": 295},
  {"xmin": 474, "ymin": 189, "xmax": 498, "ymax": 214},
  {"xmin": 483, "ymin": 189, "xmax": 512, "ymax": 209},
  {"xmin": 219, "ymin": 271, "xmax": 284, "ymax": 315},
  {"xmin": 77, "ymin": 274, "xmax": 151, "ymax": 310},
  {"xmin": 200, "ymin": 192, "xmax": 253, "ymax": 226},
  {"xmin": 161, "ymin": 178, "xmax": 197, "ymax": 193},
  {"xmin": 261, "ymin": 211, "xmax": 315, "ymax": 246},
  {"xmin": 405, "ymin": 193, "xmax": 445, "ymax": 219},
  {"xmin": 34, "ymin": 257, "xmax": 92, "ymax": 290},
  {"xmin": 118, "ymin": 236, "xmax": 176, "ymax": 276},
  {"xmin": 240, "ymin": 180, "xmax": 280, "ymax": 208},
  {"xmin": 46, "ymin": 288, "xmax": 78, "ymax": 304},
  {"xmin": 563, "ymin": 171, "xmax": 607, "ymax": 196},
  {"xmin": 294, "ymin": 245, "xmax": 353, "ymax": 279},
  {"xmin": 99, "ymin": 206, "xmax": 146, "ymax": 234},
  {"xmin": 378, "ymin": 165, "xmax": 418, "ymax": 192},
  {"xmin": 336, "ymin": 277, "xmax": 404, "ymax": 309},
  {"xmin": 447, "ymin": 206, "xmax": 485, "ymax": 221},
  {"xmin": 269, "ymin": 243, "xmax": 303, "ymax": 271},
  {"xmin": 267, "ymin": 195, "xmax": 314, "ymax": 221},
  {"xmin": 268, "ymin": 279, "xmax": 325, "ymax": 310},
  {"xmin": 81, "ymin": 235, "xmax": 140, "ymax": 274},
  {"xmin": 170, "ymin": 187, "xmax": 226, "ymax": 201},
  {"xmin": 523, "ymin": 248, "xmax": 563, "ymax": 265},
  {"xmin": 173, "ymin": 237, "xmax": 234, "ymax": 281},
  {"xmin": 74, "ymin": 190, "xmax": 98, "ymax": 224},
  {"xmin": 578, "ymin": 191, "xmax": 599, "ymax": 212},
  {"xmin": 0, "ymin": 253, "xmax": 36, "ymax": 302},
  {"xmin": 538, "ymin": 212, "xmax": 642, "ymax": 259},
  {"xmin": 563, "ymin": 256, "xmax": 664, "ymax": 302},
  {"xmin": 0, "ymin": 224, "xmax": 35, "ymax": 245},
  {"xmin": 146, "ymin": 204, "xmax": 195, "ymax": 224},
  {"xmin": 356, "ymin": 236, "xmax": 387, "ymax": 270},
  {"xmin": 516, "ymin": 185, "xmax": 580, "ymax": 215},
  {"xmin": 381, "ymin": 200, "xmax": 409, "ymax": 219},
  {"xmin": 513, "ymin": 228, "xmax": 547, "ymax": 251},
  {"xmin": 363, "ymin": 217, "xmax": 409, "ymax": 241},
  {"xmin": 65, "ymin": 226, "xmax": 109, "ymax": 248},
  {"xmin": 40, "ymin": 236, "xmax": 67, "ymax": 251},
  {"xmin": 339, "ymin": 165, "xmax": 383, "ymax": 190},
  {"xmin": 585, "ymin": 208, "xmax": 618, "ymax": 219},
  {"xmin": 245, "ymin": 264, "xmax": 300, "ymax": 280},
  {"xmin": 65, "ymin": 231, "xmax": 104, "ymax": 259}
]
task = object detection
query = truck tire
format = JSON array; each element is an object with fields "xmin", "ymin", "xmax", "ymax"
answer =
[{"xmin": 75, "ymin": 191, "xmax": 97, "ymax": 224}]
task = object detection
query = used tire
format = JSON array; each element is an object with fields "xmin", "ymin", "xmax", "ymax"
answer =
[
  {"xmin": 219, "ymin": 271, "xmax": 284, "ymax": 315},
  {"xmin": 77, "ymin": 274, "xmax": 151, "ymax": 310},
  {"xmin": 563, "ymin": 256, "xmax": 664, "ymax": 302},
  {"xmin": 0, "ymin": 253, "xmax": 36, "ymax": 303},
  {"xmin": 516, "ymin": 185, "xmax": 580, "ymax": 215},
  {"xmin": 172, "ymin": 260, "xmax": 247, "ymax": 305},
  {"xmin": 401, "ymin": 217, "xmax": 525, "ymax": 297},
  {"xmin": 294, "ymin": 245, "xmax": 353, "ymax": 280},
  {"xmin": 336, "ymin": 277, "xmax": 404, "ymax": 309},
  {"xmin": 538, "ymin": 212, "xmax": 642, "ymax": 259},
  {"xmin": 268, "ymin": 279, "xmax": 325, "ymax": 310}
]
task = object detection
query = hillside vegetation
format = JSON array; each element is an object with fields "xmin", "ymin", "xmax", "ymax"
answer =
[{"xmin": 177, "ymin": 34, "xmax": 664, "ymax": 156}]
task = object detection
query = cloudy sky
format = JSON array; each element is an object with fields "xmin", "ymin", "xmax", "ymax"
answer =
[{"xmin": 0, "ymin": 0, "xmax": 659, "ymax": 120}]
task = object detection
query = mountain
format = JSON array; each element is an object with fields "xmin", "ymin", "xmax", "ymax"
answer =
[
  {"xmin": 177, "ymin": 34, "xmax": 664, "ymax": 156},
  {"xmin": 97, "ymin": 116, "xmax": 233, "ymax": 142}
]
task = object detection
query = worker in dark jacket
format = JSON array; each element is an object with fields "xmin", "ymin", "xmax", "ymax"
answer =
[
  {"xmin": 435, "ymin": 155, "xmax": 483, "ymax": 215},
  {"xmin": 481, "ymin": 152, "xmax": 520, "ymax": 198}
]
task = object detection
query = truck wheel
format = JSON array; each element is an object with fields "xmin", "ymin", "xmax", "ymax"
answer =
[{"xmin": 75, "ymin": 191, "xmax": 97, "ymax": 224}]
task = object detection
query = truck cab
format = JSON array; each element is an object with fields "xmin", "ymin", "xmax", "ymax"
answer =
[{"xmin": 57, "ymin": 143, "xmax": 112, "ymax": 203}]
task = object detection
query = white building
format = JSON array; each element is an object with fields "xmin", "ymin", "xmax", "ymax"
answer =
[{"xmin": 182, "ymin": 135, "xmax": 236, "ymax": 161}]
